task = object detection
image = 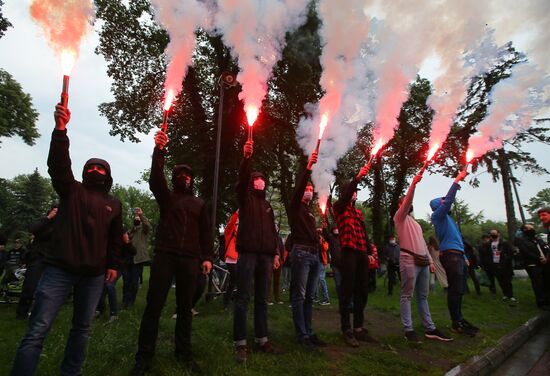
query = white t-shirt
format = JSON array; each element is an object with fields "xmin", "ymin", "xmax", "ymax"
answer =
[{"xmin": 491, "ymin": 241, "xmax": 501, "ymax": 263}]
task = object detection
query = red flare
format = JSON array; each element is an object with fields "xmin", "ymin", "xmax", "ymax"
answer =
[
  {"xmin": 61, "ymin": 49, "xmax": 76, "ymax": 76},
  {"xmin": 245, "ymin": 105, "xmax": 259, "ymax": 127},
  {"xmin": 427, "ymin": 143, "xmax": 439, "ymax": 161},
  {"xmin": 318, "ymin": 113, "xmax": 329, "ymax": 140},
  {"xmin": 164, "ymin": 89, "xmax": 175, "ymax": 111},
  {"xmin": 319, "ymin": 200, "xmax": 327, "ymax": 215},
  {"xmin": 465, "ymin": 148, "xmax": 474, "ymax": 163},
  {"xmin": 371, "ymin": 139, "xmax": 384, "ymax": 156}
]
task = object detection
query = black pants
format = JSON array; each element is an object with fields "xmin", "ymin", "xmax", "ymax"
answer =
[
  {"xmin": 223, "ymin": 263, "xmax": 238, "ymax": 308},
  {"xmin": 339, "ymin": 249, "xmax": 369, "ymax": 332},
  {"xmin": 233, "ymin": 253, "xmax": 273, "ymax": 344},
  {"xmin": 16, "ymin": 260, "xmax": 46, "ymax": 318},
  {"xmin": 525, "ymin": 264, "xmax": 550, "ymax": 307},
  {"xmin": 136, "ymin": 252, "xmax": 198, "ymax": 360},
  {"xmin": 486, "ymin": 265, "xmax": 513, "ymax": 298},
  {"xmin": 387, "ymin": 262, "xmax": 400, "ymax": 295},
  {"xmin": 440, "ymin": 252, "xmax": 465, "ymax": 323}
]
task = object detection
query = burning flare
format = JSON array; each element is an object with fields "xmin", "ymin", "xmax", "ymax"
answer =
[
  {"xmin": 319, "ymin": 198, "xmax": 327, "ymax": 215},
  {"xmin": 465, "ymin": 148, "xmax": 474, "ymax": 163},
  {"xmin": 245, "ymin": 105, "xmax": 259, "ymax": 127},
  {"xmin": 163, "ymin": 89, "xmax": 175, "ymax": 112},
  {"xmin": 426, "ymin": 143, "xmax": 439, "ymax": 161},
  {"xmin": 318, "ymin": 113, "xmax": 329, "ymax": 140},
  {"xmin": 371, "ymin": 139, "xmax": 385, "ymax": 156},
  {"xmin": 61, "ymin": 49, "xmax": 76, "ymax": 76}
]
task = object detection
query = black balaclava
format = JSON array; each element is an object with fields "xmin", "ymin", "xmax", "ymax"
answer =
[
  {"xmin": 82, "ymin": 158, "xmax": 113, "ymax": 194},
  {"xmin": 172, "ymin": 164, "xmax": 194, "ymax": 194}
]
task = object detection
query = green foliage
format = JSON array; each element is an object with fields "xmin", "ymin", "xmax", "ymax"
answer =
[
  {"xmin": 0, "ymin": 69, "xmax": 40, "ymax": 146},
  {"xmin": 0, "ymin": 169, "xmax": 57, "ymax": 237},
  {"xmin": 110, "ymin": 184, "xmax": 159, "ymax": 228},
  {"xmin": 525, "ymin": 188, "xmax": 550, "ymax": 224},
  {"xmin": 0, "ymin": 0, "xmax": 12, "ymax": 39}
]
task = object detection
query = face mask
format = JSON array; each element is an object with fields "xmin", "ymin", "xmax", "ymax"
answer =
[
  {"xmin": 134, "ymin": 220, "xmax": 141, "ymax": 226},
  {"xmin": 389, "ymin": 240, "xmax": 396, "ymax": 245},
  {"xmin": 523, "ymin": 229, "xmax": 536, "ymax": 237},
  {"xmin": 490, "ymin": 234, "xmax": 498, "ymax": 240},
  {"xmin": 253, "ymin": 179, "xmax": 265, "ymax": 191},
  {"xmin": 303, "ymin": 191, "xmax": 313, "ymax": 202},
  {"xmin": 84, "ymin": 170, "xmax": 107, "ymax": 189},
  {"xmin": 332, "ymin": 229, "xmax": 339, "ymax": 236}
]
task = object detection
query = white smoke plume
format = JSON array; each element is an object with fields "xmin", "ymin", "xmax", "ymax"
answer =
[
  {"xmin": 297, "ymin": 0, "xmax": 372, "ymax": 206},
  {"xmin": 150, "ymin": 0, "xmax": 213, "ymax": 102},
  {"xmin": 214, "ymin": 0, "xmax": 310, "ymax": 122}
]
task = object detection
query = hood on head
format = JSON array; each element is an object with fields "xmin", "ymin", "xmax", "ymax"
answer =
[
  {"xmin": 82, "ymin": 158, "xmax": 113, "ymax": 193},
  {"xmin": 172, "ymin": 164, "xmax": 194, "ymax": 193},
  {"xmin": 249, "ymin": 171, "xmax": 266, "ymax": 188},
  {"xmin": 430, "ymin": 197, "xmax": 444, "ymax": 212}
]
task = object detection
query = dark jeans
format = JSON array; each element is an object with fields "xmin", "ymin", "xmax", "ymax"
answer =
[
  {"xmin": 16, "ymin": 260, "xmax": 46, "ymax": 318},
  {"xmin": 486, "ymin": 265, "xmax": 513, "ymax": 298},
  {"xmin": 464, "ymin": 264, "xmax": 481, "ymax": 294},
  {"xmin": 128, "ymin": 263, "xmax": 145, "ymax": 304},
  {"xmin": 233, "ymin": 252, "xmax": 273, "ymax": 345},
  {"xmin": 223, "ymin": 263, "xmax": 238, "ymax": 308},
  {"xmin": 290, "ymin": 246, "xmax": 320, "ymax": 339},
  {"xmin": 387, "ymin": 262, "xmax": 400, "ymax": 295},
  {"xmin": 525, "ymin": 264, "xmax": 550, "ymax": 307},
  {"xmin": 97, "ymin": 271, "xmax": 121, "ymax": 316},
  {"xmin": 332, "ymin": 265, "xmax": 342, "ymax": 301},
  {"xmin": 269, "ymin": 265, "xmax": 282, "ymax": 303},
  {"xmin": 440, "ymin": 252, "xmax": 465, "ymax": 323},
  {"xmin": 136, "ymin": 252, "xmax": 198, "ymax": 360},
  {"xmin": 339, "ymin": 249, "xmax": 369, "ymax": 332},
  {"xmin": 120, "ymin": 265, "xmax": 133, "ymax": 306},
  {"xmin": 11, "ymin": 266, "xmax": 104, "ymax": 376}
]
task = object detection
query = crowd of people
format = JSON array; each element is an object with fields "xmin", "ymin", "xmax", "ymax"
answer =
[{"xmin": 1, "ymin": 103, "xmax": 549, "ymax": 375}]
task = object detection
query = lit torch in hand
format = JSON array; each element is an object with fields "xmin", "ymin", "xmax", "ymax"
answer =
[
  {"xmin": 60, "ymin": 50, "xmax": 76, "ymax": 108},
  {"xmin": 245, "ymin": 105, "xmax": 259, "ymax": 142},
  {"xmin": 161, "ymin": 89, "xmax": 175, "ymax": 134},
  {"xmin": 314, "ymin": 113, "xmax": 329, "ymax": 154},
  {"xmin": 364, "ymin": 139, "xmax": 384, "ymax": 172},
  {"xmin": 419, "ymin": 143, "xmax": 439, "ymax": 176},
  {"xmin": 462, "ymin": 148, "xmax": 475, "ymax": 173}
]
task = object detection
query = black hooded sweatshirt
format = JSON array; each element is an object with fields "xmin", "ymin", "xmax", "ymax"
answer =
[
  {"xmin": 235, "ymin": 156, "xmax": 277, "ymax": 255},
  {"xmin": 46, "ymin": 129, "xmax": 123, "ymax": 276},
  {"xmin": 149, "ymin": 148, "xmax": 213, "ymax": 261},
  {"xmin": 288, "ymin": 169, "xmax": 318, "ymax": 248},
  {"xmin": 515, "ymin": 233, "xmax": 550, "ymax": 266},
  {"xmin": 25, "ymin": 215, "xmax": 56, "ymax": 264}
]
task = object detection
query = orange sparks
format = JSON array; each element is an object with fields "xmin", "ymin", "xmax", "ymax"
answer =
[
  {"xmin": 427, "ymin": 143, "xmax": 439, "ymax": 161},
  {"xmin": 163, "ymin": 89, "xmax": 175, "ymax": 111},
  {"xmin": 465, "ymin": 148, "xmax": 474, "ymax": 163},
  {"xmin": 318, "ymin": 113, "xmax": 329, "ymax": 140},
  {"xmin": 371, "ymin": 139, "xmax": 384, "ymax": 156},
  {"xmin": 61, "ymin": 49, "xmax": 76, "ymax": 76},
  {"xmin": 245, "ymin": 105, "xmax": 259, "ymax": 127}
]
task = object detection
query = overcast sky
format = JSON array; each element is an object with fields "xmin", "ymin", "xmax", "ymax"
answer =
[{"xmin": 0, "ymin": 1, "xmax": 548, "ymax": 223}]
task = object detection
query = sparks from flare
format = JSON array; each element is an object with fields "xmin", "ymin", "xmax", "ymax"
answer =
[
  {"xmin": 164, "ymin": 89, "xmax": 175, "ymax": 112},
  {"xmin": 419, "ymin": 143, "xmax": 440, "ymax": 176},
  {"xmin": 318, "ymin": 113, "xmax": 329, "ymax": 140},
  {"xmin": 61, "ymin": 50, "xmax": 76, "ymax": 76},
  {"xmin": 371, "ymin": 139, "xmax": 384, "ymax": 156},
  {"xmin": 465, "ymin": 148, "xmax": 474, "ymax": 163},
  {"xmin": 319, "ymin": 199, "xmax": 327, "ymax": 215},
  {"xmin": 245, "ymin": 105, "xmax": 259, "ymax": 127}
]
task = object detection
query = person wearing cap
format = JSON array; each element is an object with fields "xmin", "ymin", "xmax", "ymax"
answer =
[
  {"xmin": 132, "ymin": 129, "xmax": 213, "ymax": 375},
  {"xmin": 11, "ymin": 103, "xmax": 123, "ymax": 376},
  {"xmin": 16, "ymin": 204, "xmax": 58, "ymax": 320},
  {"xmin": 333, "ymin": 165, "xmax": 377, "ymax": 347},
  {"xmin": 430, "ymin": 170, "xmax": 479, "ymax": 337},
  {"xmin": 233, "ymin": 140, "xmax": 280, "ymax": 363}
]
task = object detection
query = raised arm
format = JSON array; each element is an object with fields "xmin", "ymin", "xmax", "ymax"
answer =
[
  {"xmin": 149, "ymin": 140, "xmax": 171, "ymax": 207},
  {"xmin": 236, "ymin": 141, "xmax": 253, "ymax": 207},
  {"xmin": 395, "ymin": 174, "xmax": 422, "ymax": 222}
]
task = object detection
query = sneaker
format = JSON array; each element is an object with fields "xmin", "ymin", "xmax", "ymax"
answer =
[
  {"xmin": 297, "ymin": 337, "xmax": 316, "ymax": 351},
  {"xmin": 267, "ymin": 302, "xmax": 274, "ymax": 306},
  {"xmin": 108, "ymin": 315, "xmax": 119, "ymax": 324},
  {"xmin": 277, "ymin": 301, "xmax": 284, "ymax": 305},
  {"xmin": 508, "ymin": 297, "xmax": 518, "ymax": 306},
  {"xmin": 461, "ymin": 319, "xmax": 480, "ymax": 333},
  {"xmin": 404, "ymin": 330, "xmax": 422, "ymax": 344},
  {"xmin": 354, "ymin": 328, "xmax": 379, "ymax": 343},
  {"xmin": 191, "ymin": 308, "xmax": 199, "ymax": 316},
  {"xmin": 172, "ymin": 313, "xmax": 177, "ymax": 320},
  {"xmin": 256, "ymin": 340, "xmax": 282, "ymax": 354},
  {"xmin": 502, "ymin": 296, "xmax": 509, "ymax": 301},
  {"xmin": 309, "ymin": 334, "xmax": 327, "ymax": 347},
  {"xmin": 234, "ymin": 345, "xmax": 247, "ymax": 363},
  {"xmin": 425, "ymin": 329, "xmax": 453, "ymax": 342},
  {"xmin": 451, "ymin": 322, "xmax": 476, "ymax": 337},
  {"xmin": 131, "ymin": 359, "xmax": 151, "ymax": 376},
  {"xmin": 319, "ymin": 300, "xmax": 331, "ymax": 306},
  {"xmin": 343, "ymin": 330, "xmax": 359, "ymax": 348}
]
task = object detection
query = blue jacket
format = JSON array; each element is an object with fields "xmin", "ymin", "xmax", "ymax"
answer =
[{"xmin": 430, "ymin": 183, "xmax": 465, "ymax": 254}]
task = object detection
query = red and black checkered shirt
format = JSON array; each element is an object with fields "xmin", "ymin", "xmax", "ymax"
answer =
[{"xmin": 335, "ymin": 204, "xmax": 368, "ymax": 253}]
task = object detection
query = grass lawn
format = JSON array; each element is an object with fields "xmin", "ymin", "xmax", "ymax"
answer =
[{"xmin": 0, "ymin": 270, "xmax": 541, "ymax": 375}]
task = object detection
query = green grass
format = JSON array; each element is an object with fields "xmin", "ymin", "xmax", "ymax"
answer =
[{"xmin": 0, "ymin": 271, "xmax": 541, "ymax": 375}]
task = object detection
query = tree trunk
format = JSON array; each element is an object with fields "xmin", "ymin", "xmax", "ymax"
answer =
[{"xmin": 496, "ymin": 148, "xmax": 517, "ymax": 242}]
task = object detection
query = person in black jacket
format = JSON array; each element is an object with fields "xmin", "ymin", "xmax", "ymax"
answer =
[
  {"xmin": 287, "ymin": 151, "xmax": 327, "ymax": 349},
  {"xmin": 515, "ymin": 224, "xmax": 550, "ymax": 310},
  {"xmin": 479, "ymin": 229, "xmax": 516, "ymax": 304},
  {"xmin": 132, "ymin": 129, "xmax": 213, "ymax": 375},
  {"xmin": 16, "ymin": 205, "xmax": 58, "ymax": 320},
  {"xmin": 11, "ymin": 103, "xmax": 123, "ymax": 376},
  {"xmin": 233, "ymin": 140, "xmax": 280, "ymax": 364}
]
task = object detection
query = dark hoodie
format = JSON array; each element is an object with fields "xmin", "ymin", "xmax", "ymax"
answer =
[
  {"xmin": 46, "ymin": 129, "xmax": 123, "ymax": 276},
  {"xmin": 288, "ymin": 168, "xmax": 318, "ymax": 248},
  {"xmin": 149, "ymin": 148, "xmax": 213, "ymax": 261},
  {"xmin": 235, "ymin": 156, "xmax": 277, "ymax": 255},
  {"xmin": 515, "ymin": 231, "xmax": 548, "ymax": 266}
]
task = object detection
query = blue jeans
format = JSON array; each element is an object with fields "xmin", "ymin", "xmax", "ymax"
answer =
[
  {"xmin": 440, "ymin": 252, "xmax": 465, "ymax": 323},
  {"xmin": 317, "ymin": 263, "xmax": 330, "ymax": 302},
  {"xmin": 233, "ymin": 253, "xmax": 273, "ymax": 345},
  {"xmin": 290, "ymin": 245, "xmax": 320, "ymax": 339},
  {"xmin": 97, "ymin": 271, "xmax": 120, "ymax": 316},
  {"xmin": 399, "ymin": 255, "xmax": 436, "ymax": 332},
  {"xmin": 11, "ymin": 266, "xmax": 104, "ymax": 376}
]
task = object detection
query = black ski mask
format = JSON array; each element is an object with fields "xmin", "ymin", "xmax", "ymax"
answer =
[
  {"xmin": 172, "ymin": 164, "xmax": 193, "ymax": 194},
  {"xmin": 82, "ymin": 158, "xmax": 113, "ymax": 193}
]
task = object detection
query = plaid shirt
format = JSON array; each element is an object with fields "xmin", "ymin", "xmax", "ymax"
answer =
[{"xmin": 335, "ymin": 204, "xmax": 369, "ymax": 253}]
